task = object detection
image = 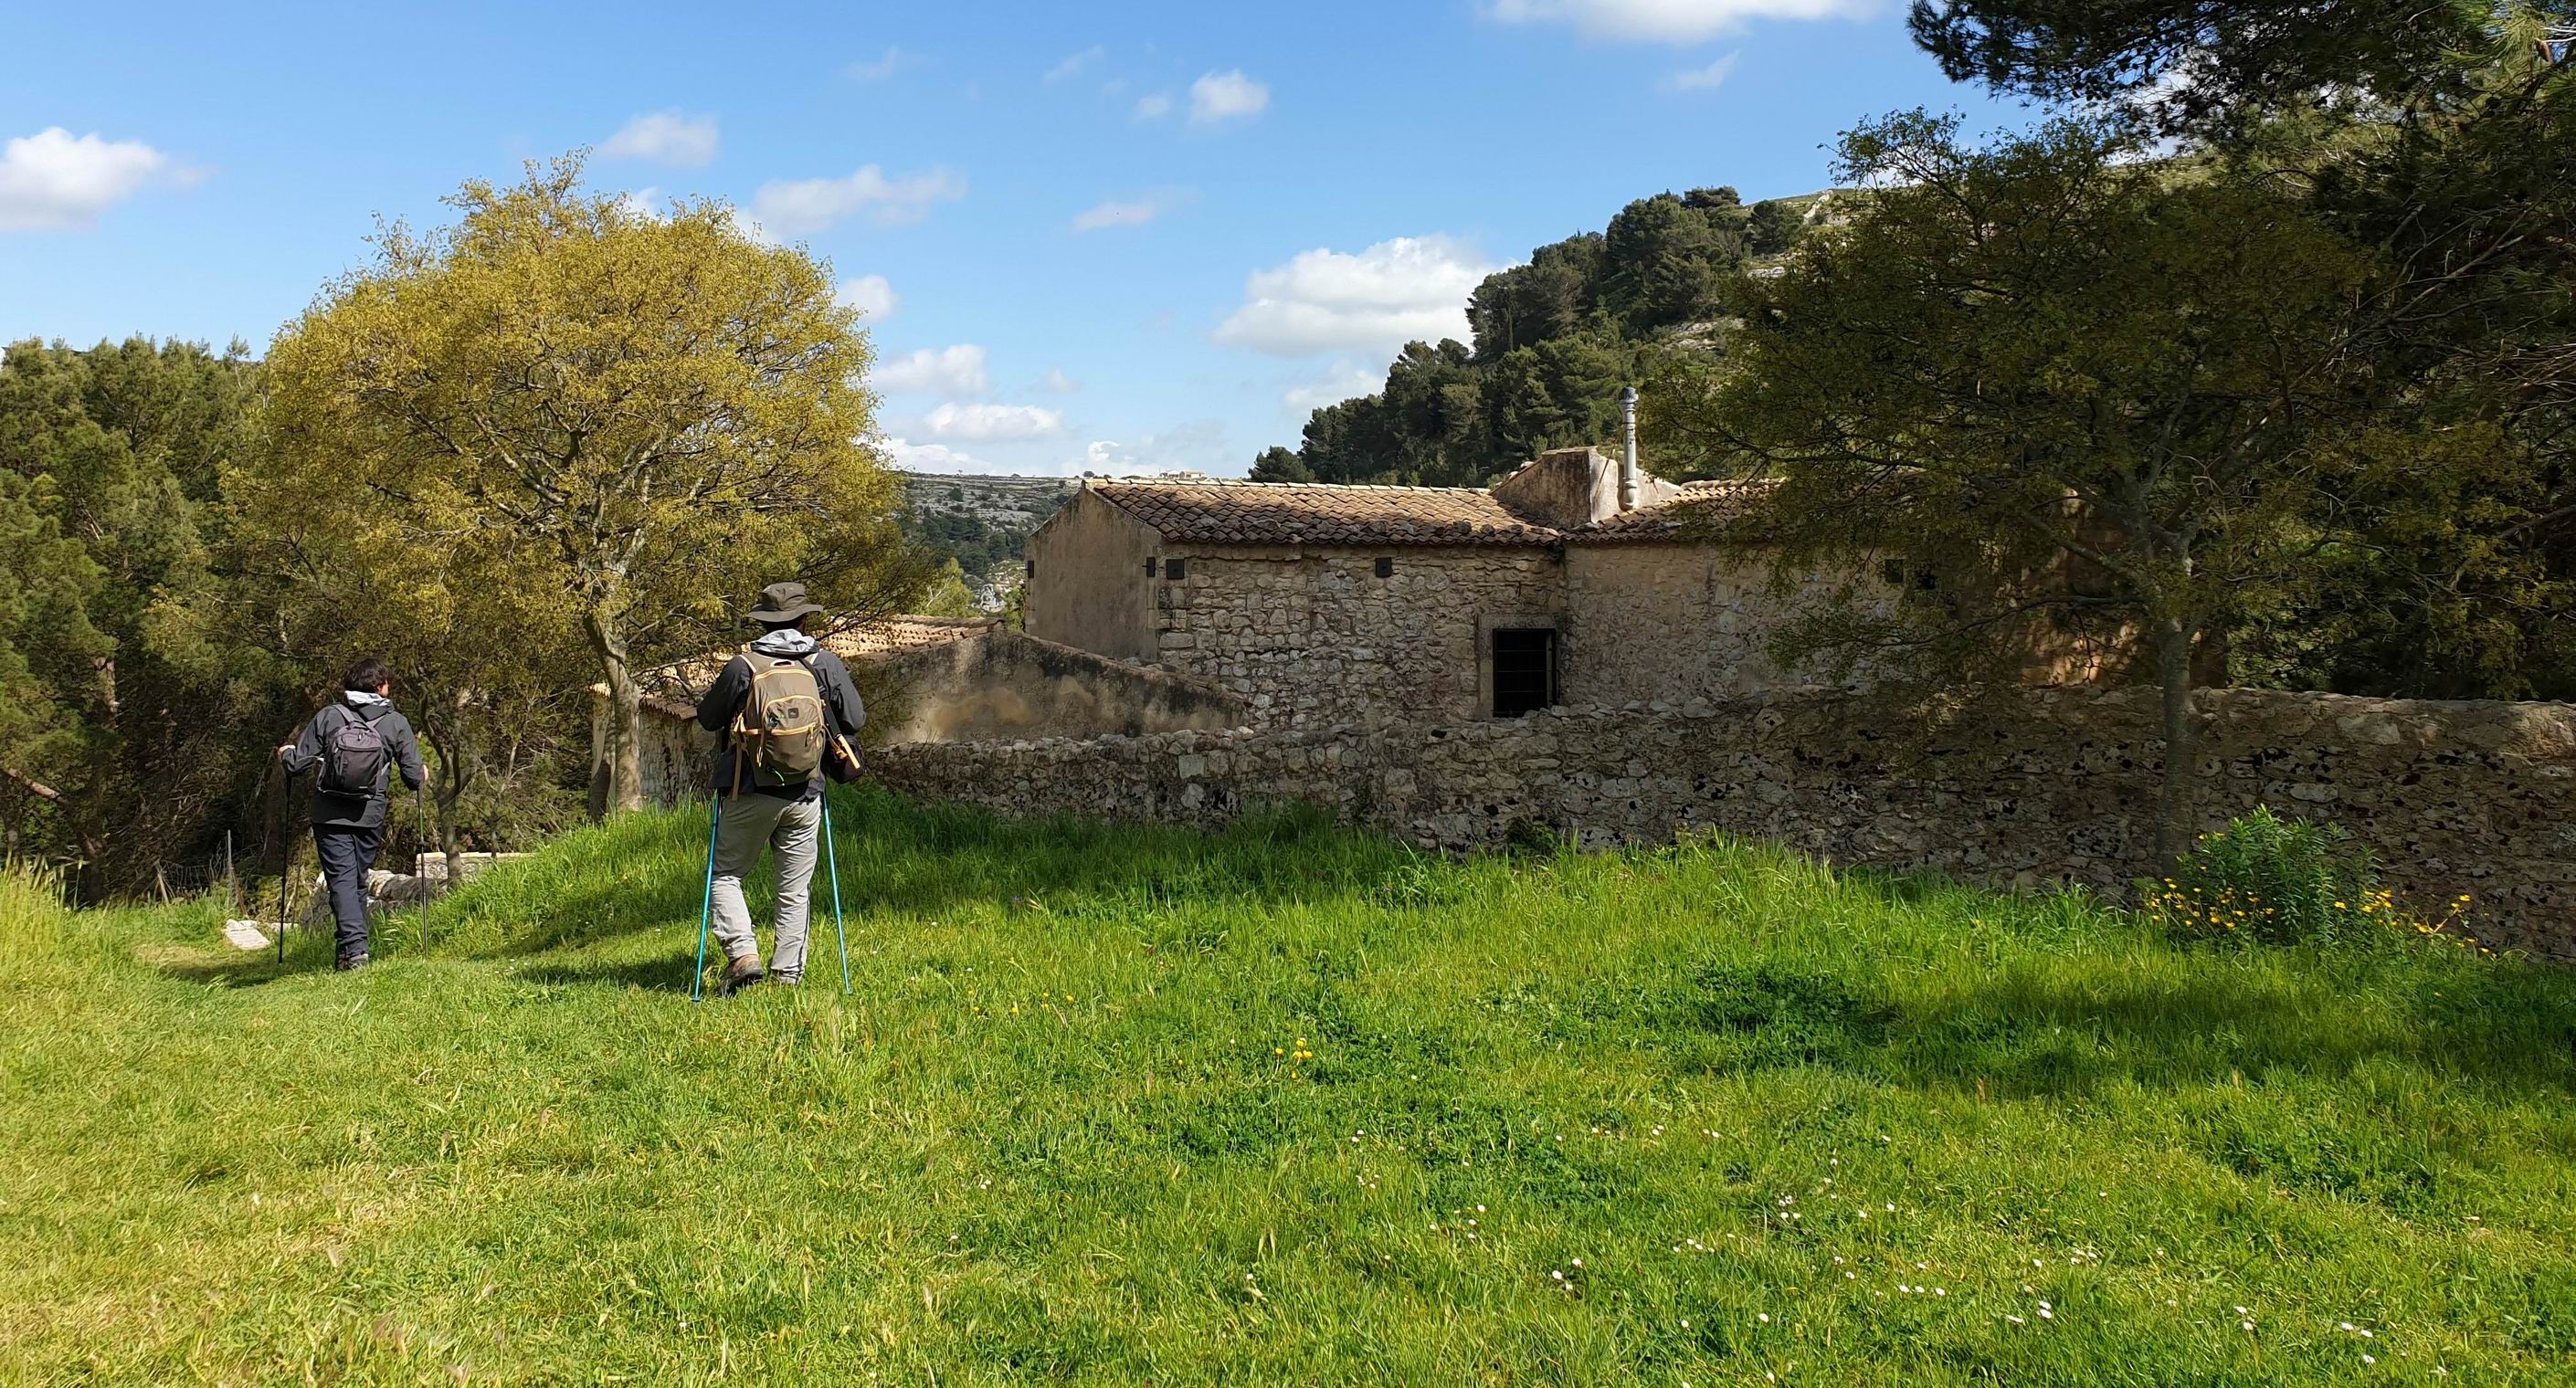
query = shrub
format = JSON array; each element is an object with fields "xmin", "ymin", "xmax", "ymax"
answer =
[{"xmin": 2144, "ymin": 805, "xmax": 2468, "ymax": 948}]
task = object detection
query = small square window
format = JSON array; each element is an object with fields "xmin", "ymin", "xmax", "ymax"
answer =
[
  {"xmin": 1374, "ymin": 556, "xmax": 1394, "ymax": 578},
  {"xmin": 1165, "ymin": 557, "xmax": 1187, "ymax": 581},
  {"xmin": 1492, "ymin": 627, "xmax": 1558, "ymax": 717}
]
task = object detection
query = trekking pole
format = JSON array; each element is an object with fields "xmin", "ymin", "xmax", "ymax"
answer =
[
  {"xmin": 690, "ymin": 794, "xmax": 720, "ymax": 1004},
  {"xmin": 821, "ymin": 788, "xmax": 850, "ymax": 995},
  {"xmin": 417, "ymin": 785, "xmax": 433, "ymax": 955},
  {"xmin": 273, "ymin": 752, "xmax": 295, "ymax": 965}
]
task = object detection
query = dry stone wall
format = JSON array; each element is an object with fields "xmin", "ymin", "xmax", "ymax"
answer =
[{"xmin": 872, "ymin": 687, "xmax": 2576, "ymax": 961}]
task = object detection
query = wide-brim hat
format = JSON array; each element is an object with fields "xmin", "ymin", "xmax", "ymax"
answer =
[{"xmin": 744, "ymin": 581, "xmax": 827, "ymax": 625}]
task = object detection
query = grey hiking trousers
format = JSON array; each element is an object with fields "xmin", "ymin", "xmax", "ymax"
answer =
[{"xmin": 709, "ymin": 792, "xmax": 822, "ymax": 981}]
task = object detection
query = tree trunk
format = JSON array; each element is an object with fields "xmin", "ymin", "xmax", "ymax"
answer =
[
  {"xmin": 436, "ymin": 756, "xmax": 466, "ymax": 893},
  {"xmin": 586, "ymin": 607, "xmax": 646, "ymax": 818},
  {"xmin": 2152, "ymin": 615, "xmax": 2199, "ymax": 863}
]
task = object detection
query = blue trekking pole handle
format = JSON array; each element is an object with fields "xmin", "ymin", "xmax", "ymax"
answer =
[
  {"xmin": 823, "ymin": 790, "xmax": 850, "ymax": 994},
  {"xmin": 691, "ymin": 794, "xmax": 720, "ymax": 1003}
]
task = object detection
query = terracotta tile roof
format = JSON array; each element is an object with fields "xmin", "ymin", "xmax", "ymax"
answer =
[
  {"xmin": 1084, "ymin": 476, "xmax": 1778, "ymax": 548},
  {"xmin": 1090, "ymin": 479, "xmax": 1558, "ymax": 546},
  {"xmin": 1568, "ymin": 479, "xmax": 1779, "ymax": 542}
]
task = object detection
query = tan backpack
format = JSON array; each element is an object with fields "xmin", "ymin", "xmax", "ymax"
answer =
[{"xmin": 730, "ymin": 653, "xmax": 829, "ymax": 793}]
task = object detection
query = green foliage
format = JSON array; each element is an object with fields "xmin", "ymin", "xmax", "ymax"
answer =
[
  {"xmin": 1906, "ymin": 0, "xmax": 2506, "ymax": 133},
  {"xmin": 1247, "ymin": 445, "xmax": 1310, "ymax": 483},
  {"xmin": 913, "ymin": 559, "xmax": 984, "ymax": 619},
  {"xmin": 0, "ymin": 338, "xmax": 289, "ymax": 895},
  {"xmin": 252, "ymin": 154, "xmax": 917, "ymax": 816},
  {"xmin": 1672, "ymin": 111, "xmax": 2413, "ymax": 849},
  {"xmin": 1746, "ymin": 198, "xmax": 1804, "ymax": 255},
  {"xmin": 1263, "ymin": 189, "xmax": 1769, "ymax": 485},
  {"xmin": 1908, "ymin": 3, "xmax": 2576, "ymax": 700},
  {"xmin": 7, "ymin": 803, "xmax": 2576, "ymax": 1382},
  {"xmin": 897, "ymin": 508, "xmax": 1025, "ymax": 585},
  {"xmin": 2145, "ymin": 806, "xmax": 2449, "ymax": 948},
  {"xmin": 2229, "ymin": 18, "xmax": 2576, "ymax": 699}
]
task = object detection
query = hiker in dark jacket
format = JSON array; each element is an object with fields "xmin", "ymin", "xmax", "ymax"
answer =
[
  {"xmin": 277, "ymin": 657, "xmax": 426, "ymax": 971},
  {"xmin": 693, "ymin": 582, "xmax": 866, "ymax": 994}
]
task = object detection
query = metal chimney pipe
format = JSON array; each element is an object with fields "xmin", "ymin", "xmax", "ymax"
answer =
[{"xmin": 1618, "ymin": 384, "xmax": 1641, "ymax": 512}]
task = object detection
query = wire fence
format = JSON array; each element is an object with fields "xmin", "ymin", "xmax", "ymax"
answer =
[{"xmin": 149, "ymin": 842, "xmax": 246, "ymax": 910}]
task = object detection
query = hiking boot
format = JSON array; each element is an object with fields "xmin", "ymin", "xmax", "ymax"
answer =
[
  {"xmin": 723, "ymin": 954, "xmax": 766, "ymax": 994},
  {"xmin": 334, "ymin": 953, "xmax": 369, "ymax": 973},
  {"xmin": 771, "ymin": 968, "xmax": 802, "ymax": 988}
]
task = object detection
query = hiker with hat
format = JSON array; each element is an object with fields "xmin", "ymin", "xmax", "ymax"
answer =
[
  {"xmin": 693, "ymin": 582, "xmax": 867, "ymax": 994},
  {"xmin": 276, "ymin": 657, "xmax": 428, "ymax": 971}
]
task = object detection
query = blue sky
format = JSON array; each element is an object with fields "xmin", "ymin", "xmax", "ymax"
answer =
[{"xmin": 3, "ymin": 1, "xmax": 2020, "ymax": 478}]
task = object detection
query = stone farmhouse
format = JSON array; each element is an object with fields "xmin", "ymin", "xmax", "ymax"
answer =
[
  {"xmin": 1023, "ymin": 446, "xmax": 1877, "ymax": 728},
  {"xmin": 603, "ymin": 445, "xmax": 2576, "ymax": 958}
]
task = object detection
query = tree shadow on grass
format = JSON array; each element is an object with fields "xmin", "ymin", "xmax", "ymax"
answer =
[
  {"xmin": 146, "ymin": 918, "xmax": 430, "ymax": 988},
  {"xmin": 1883, "ymin": 957, "xmax": 2576, "ymax": 1100},
  {"xmin": 450, "ymin": 786, "xmax": 1427, "ymax": 962},
  {"xmin": 1546, "ymin": 876, "xmax": 2576, "ymax": 1104},
  {"xmin": 512, "ymin": 950, "xmax": 702, "ymax": 994},
  {"xmin": 1659, "ymin": 848, "xmax": 2576, "ymax": 1101}
]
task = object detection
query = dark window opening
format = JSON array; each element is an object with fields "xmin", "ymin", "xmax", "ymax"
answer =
[
  {"xmin": 1374, "ymin": 556, "xmax": 1394, "ymax": 578},
  {"xmin": 1880, "ymin": 558, "xmax": 1937, "ymax": 591},
  {"xmin": 1025, "ymin": 560, "xmax": 1036, "ymax": 578},
  {"xmin": 1165, "ymin": 557, "xmax": 1187, "ymax": 581},
  {"xmin": 1492, "ymin": 627, "xmax": 1558, "ymax": 717},
  {"xmin": 1145, "ymin": 556, "xmax": 1158, "ymax": 576}
]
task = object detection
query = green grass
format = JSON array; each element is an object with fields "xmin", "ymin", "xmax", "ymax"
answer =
[{"xmin": 5, "ymin": 790, "xmax": 2574, "ymax": 1385}]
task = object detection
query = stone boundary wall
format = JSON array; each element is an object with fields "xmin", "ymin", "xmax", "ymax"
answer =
[{"xmin": 871, "ymin": 688, "xmax": 2576, "ymax": 960}]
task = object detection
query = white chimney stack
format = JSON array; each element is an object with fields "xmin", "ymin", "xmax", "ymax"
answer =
[{"xmin": 1618, "ymin": 384, "xmax": 1641, "ymax": 512}]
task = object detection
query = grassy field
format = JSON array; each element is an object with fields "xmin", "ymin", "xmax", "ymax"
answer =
[{"xmin": 5, "ymin": 789, "xmax": 2574, "ymax": 1385}]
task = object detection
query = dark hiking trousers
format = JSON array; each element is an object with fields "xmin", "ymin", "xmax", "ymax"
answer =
[{"xmin": 314, "ymin": 825, "xmax": 385, "ymax": 962}]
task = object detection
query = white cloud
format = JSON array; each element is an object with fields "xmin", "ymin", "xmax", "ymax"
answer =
[
  {"xmin": 1040, "ymin": 367, "xmax": 1082, "ymax": 393},
  {"xmin": 616, "ymin": 186, "xmax": 666, "ymax": 222},
  {"xmin": 1661, "ymin": 52, "xmax": 1743, "ymax": 90},
  {"xmin": 871, "ymin": 344, "xmax": 988, "ymax": 396},
  {"xmin": 1133, "ymin": 92, "xmax": 1174, "ymax": 121},
  {"xmin": 1482, "ymin": 0, "xmax": 1876, "ymax": 43},
  {"xmin": 848, "ymin": 47, "xmax": 909, "ymax": 81},
  {"xmin": 925, "ymin": 401, "xmax": 1066, "ymax": 441},
  {"xmin": 836, "ymin": 274, "xmax": 899, "ymax": 320},
  {"xmin": 752, "ymin": 164, "xmax": 966, "ymax": 234},
  {"xmin": 1188, "ymin": 70, "xmax": 1270, "ymax": 126},
  {"xmin": 1283, "ymin": 362, "xmax": 1384, "ymax": 413},
  {"xmin": 1071, "ymin": 188, "xmax": 1192, "ymax": 232},
  {"xmin": 0, "ymin": 127, "xmax": 176, "ymax": 232},
  {"xmin": 1215, "ymin": 236, "xmax": 1499, "ymax": 358},
  {"xmin": 1045, "ymin": 45, "xmax": 1106, "ymax": 83},
  {"xmin": 601, "ymin": 110, "xmax": 719, "ymax": 168},
  {"xmin": 877, "ymin": 436, "xmax": 993, "ymax": 474}
]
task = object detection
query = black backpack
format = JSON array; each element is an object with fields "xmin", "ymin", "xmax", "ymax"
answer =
[{"xmin": 318, "ymin": 704, "xmax": 391, "ymax": 797}]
